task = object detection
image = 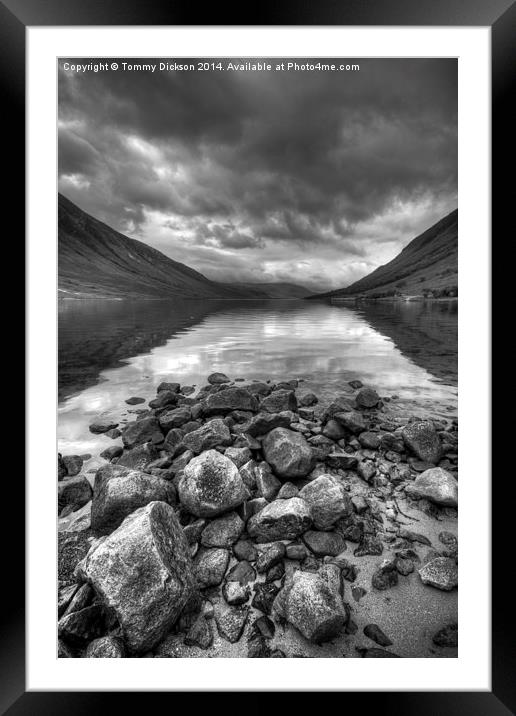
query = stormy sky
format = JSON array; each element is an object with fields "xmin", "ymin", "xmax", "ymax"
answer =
[{"xmin": 58, "ymin": 58, "xmax": 457, "ymax": 292}]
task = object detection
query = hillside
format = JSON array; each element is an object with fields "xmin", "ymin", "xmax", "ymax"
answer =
[
  {"xmin": 229, "ymin": 282, "xmax": 310, "ymax": 298},
  {"xmin": 311, "ymin": 209, "xmax": 458, "ymax": 300},
  {"xmin": 58, "ymin": 194, "xmax": 269, "ymax": 300}
]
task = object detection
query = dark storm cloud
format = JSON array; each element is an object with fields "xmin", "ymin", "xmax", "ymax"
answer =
[{"xmin": 58, "ymin": 58, "xmax": 457, "ymax": 290}]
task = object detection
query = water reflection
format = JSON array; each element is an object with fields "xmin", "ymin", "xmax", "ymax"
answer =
[{"xmin": 58, "ymin": 298, "xmax": 457, "ymax": 465}]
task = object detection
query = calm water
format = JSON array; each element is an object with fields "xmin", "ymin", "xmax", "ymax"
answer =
[{"xmin": 58, "ymin": 298, "xmax": 457, "ymax": 469}]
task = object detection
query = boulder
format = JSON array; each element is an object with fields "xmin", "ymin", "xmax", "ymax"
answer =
[
  {"xmin": 406, "ymin": 467, "xmax": 458, "ymax": 507},
  {"xmin": 125, "ymin": 397, "xmax": 146, "ymax": 405},
  {"xmin": 193, "ymin": 547, "xmax": 230, "ymax": 587},
  {"xmin": 432, "ymin": 622, "xmax": 458, "ymax": 647},
  {"xmin": 58, "ymin": 475, "xmax": 93, "ymax": 514},
  {"xmin": 148, "ymin": 390, "xmax": 179, "ymax": 409},
  {"xmin": 277, "ymin": 482, "xmax": 299, "ymax": 499},
  {"xmin": 85, "ymin": 636, "xmax": 125, "ymax": 658},
  {"xmin": 83, "ymin": 501, "xmax": 196, "ymax": 654},
  {"xmin": 358, "ymin": 431, "xmax": 381, "ymax": 449},
  {"xmin": 418, "ymin": 557, "xmax": 458, "ymax": 591},
  {"xmin": 91, "ymin": 464, "xmax": 175, "ymax": 535},
  {"xmin": 200, "ymin": 512, "xmax": 244, "ymax": 548},
  {"xmin": 322, "ymin": 419, "xmax": 346, "ymax": 441},
  {"xmin": 100, "ymin": 445, "xmax": 123, "ymax": 461},
  {"xmin": 121, "ymin": 416, "xmax": 162, "ymax": 449},
  {"xmin": 207, "ymin": 372, "xmax": 231, "ymax": 385},
  {"xmin": 274, "ymin": 569, "xmax": 347, "ymax": 643},
  {"xmin": 262, "ymin": 428, "xmax": 314, "ymax": 480},
  {"xmin": 255, "ymin": 462, "xmax": 282, "ymax": 500},
  {"xmin": 182, "ymin": 419, "xmax": 232, "ymax": 455},
  {"xmin": 224, "ymin": 447, "xmax": 252, "ymax": 468},
  {"xmin": 302, "ymin": 530, "xmax": 345, "ymax": 557},
  {"xmin": 163, "ymin": 428, "xmax": 184, "ymax": 456},
  {"xmin": 247, "ymin": 497, "xmax": 312, "ymax": 542},
  {"xmin": 184, "ymin": 614, "xmax": 213, "ymax": 649},
  {"xmin": 233, "ymin": 540, "xmax": 257, "ymax": 562},
  {"xmin": 299, "ymin": 475, "xmax": 352, "ymax": 530},
  {"xmin": 372, "ymin": 559, "xmax": 399, "ymax": 590},
  {"xmin": 333, "ymin": 411, "xmax": 368, "ymax": 435},
  {"xmin": 299, "ymin": 392, "xmax": 318, "ymax": 407},
  {"xmin": 62, "ymin": 455, "xmax": 84, "ymax": 477},
  {"xmin": 116, "ymin": 442, "xmax": 160, "ymax": 471},
  {"xmin": 260, "ymin": 389, "xmax": 297, "ymax": 413},
  {"xmin": 355, "ymin": 386, "xmax": 380, "ymax": 408},
  {"xmin": 202, "ymin": 387, "xmax": 259, "ymax": 416},
  {"xmin": 157, "ymin": 381, "xmax": 180, "ymax": 394},
  {"xmin": 158, "ymin": 406, "xmax": 192, "ymax": 432},
  {"xmin": 246, "ymin": 381, "xmax": 272, "ymax": 397},
  {"xmin": 89, "ymin": 419, "xmax": 119, "ymax": 434},
  {"xmin": 326, "ymin": 453, "xmax": 358, "ymax": 470},
  {"xmin": 227, "ymin": 560, "xmax": 256, "ymax": 585},
  {"xmin": 255, "ymin": 542, "xmax": 286, "ymax": 573},
  {"xmin": 402, "ymin": 421, "xmax": 442, "ymax": 463},
  {"xmin": 222, "ymin": 581, "xmax": 251, "ymax": 606},
  {"xmin": 58, "ymin": 530, "xmax": 96, "ymax": 586},
  {"xmin": 215, "ymin": 605, "xmax": 249, "ymax": 643},
  {"xmin": 58, "ymin": 605, "xmax": 106, "ymax": 645},
  {"xmin": 178, "ymin": 450, "xmax": 249, "ymax": 517},
  {"xmin": 242, "ymin": 411, "xmax": 293, "ymax": 437}
]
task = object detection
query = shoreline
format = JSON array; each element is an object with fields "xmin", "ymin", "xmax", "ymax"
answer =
[{"xmin": 58, "ymin": 375, "xmax": 458, "ymax": 659}]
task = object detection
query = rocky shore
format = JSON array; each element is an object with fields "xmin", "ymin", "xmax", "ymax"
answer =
[{"xmin": 57, "ymin": 374, "xmax": 458, "ymax": 658}]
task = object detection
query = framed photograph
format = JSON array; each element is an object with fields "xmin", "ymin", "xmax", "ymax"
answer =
[{"xmin": 7, "ymin": 0, "xmax": 511, "ymax": 709}]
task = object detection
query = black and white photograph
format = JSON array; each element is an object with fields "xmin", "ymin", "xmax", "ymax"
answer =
[{"xmin": 57, "ymin": 57, "xmax": 459, "ymax": 660}]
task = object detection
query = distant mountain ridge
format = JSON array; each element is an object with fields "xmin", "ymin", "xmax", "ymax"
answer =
[
  {"xmin": 58, "ymin": 194, "xmax": 308, "ymax": 300},
  {"xmin": 311, "ymin": 209, "xmax": 458, "ymax": 300}
]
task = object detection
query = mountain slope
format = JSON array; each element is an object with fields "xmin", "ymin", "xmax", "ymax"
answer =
[
  {"xmin": 58, "ymin": 194, "xmax": 268, "ymax": 300},
  {"xmin": 228, "ymin": 282, "xmax": 310, "ymax": 298},
  {"xmin": 311, "ymin": 209, "xmax": 458, "ymax": 299}
]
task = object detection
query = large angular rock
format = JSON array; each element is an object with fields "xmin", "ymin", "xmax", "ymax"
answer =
[
  {"xmin": 418, "ymin": 557, "xmax": 458, "ymax": 591},
  {"xmin": 247, "ymin": 497, "xmax": 312, "ymax": 542},
  {"xmin": 89, "ymin": 419, "xmax": 119, "ymax": 434},
  {"xmin": 85, "ymin": 636, "xmax": 125, "ymax": 658},
  {"xmin": 302, "ymin": 530, "xmax": 345, "ymax": 557},
  {"xmin": 62, "ymin": 455, "xmax": 84, "ymax": 477},
  {"xmin": 200, "ymin": 512, "xmax": 244, "ymax": 547},
  {"xmin": 157, "ymin": 381, "xmax": 180, "ymax": 394},
  {"xmin": 122, "ymin": 416, "xmax": 162, "ymax": 449},
  {"xmin": 260, "ymin": 389, "xmax": 297, "ymax": 413},
  {"xmin": 158, "ymin": 406, "xmax": 192, "ymax": 432},
  {"xmin": 178, "ymin": 449, "xmax": 249, "ymax": 517},
  {"xmin": 58, "ymin": 605, "xmax": 106, "ymax": 645},
  {"xmin": 402, "ymin": 421, "xmax": 442, "ymax": 463},
  {"xmin": 333, "ymin": 411, "xmax": 368, "ymax": 435},
  {"xmin": 216, "ymin": 605, "xmax": 249, "ymax": 643},
  {"xmin": 242, "ymin": 411, "xmax": 293, "ymax": 437},
  {"xmin": 182, "ymin": 418, "xmax": 232, "ymax": 454},
  {"xmin": 91, "ymin": 464, "xmax": 175, "ymax": 535},
  {"xmin": 116, "ymin": 442, "xmax": 160, "ymax": 472},
  {"xmin": 193, "ymin": 547, "xmax": 230, "ymax": 587},
  {"xmin": 224, "ymin": 447, "xmax": 252, "ymax": 468},
  {"xmin": 255, "ymin": 462, "xmax": 282, "ymax": 500},
  {"xmin": 274, "ymin": 569, "xmax": 347, "ymax": 643},
  {"xmin": 405, "ymin": 467, "xmax": 458, "ymax": 507},
  {"xmin": 83, "ymin": 501, "xmax": 196, "ymax": 654},
  {"xmin": 149, "ymin": 390, "xmax": 179, "ymax": 409},
  {"xmin": 58, "ymin": 475, "xmax": 93, "ymax": 514},
  {"xmin": 262, "ymin": 428, "xmax": 314, "ymax": 480},
  {"xmin": 299, "ymin": 475, "xmax": 352, "ymax": 530},
  {"xmin": 202, "ymin": 387, "xmax": 259, "ymax": 416}
]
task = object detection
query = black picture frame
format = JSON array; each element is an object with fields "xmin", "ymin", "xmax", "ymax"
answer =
[{"xmin": 8, "ymin": 0, "xmax": 511, "ymax": 711}]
